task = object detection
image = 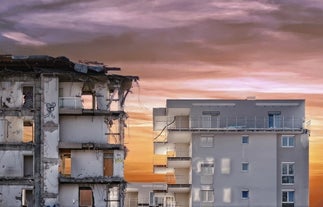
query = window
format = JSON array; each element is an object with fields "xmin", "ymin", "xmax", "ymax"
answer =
[
  {"xmin": 201, "ymin": 190, "xmax": 214, "ymax": 202},
  {"xmin": 23, "ymin": 120, "xmax": 34, "ymax": 143},
  {"xmin": 268, "ymin": 111, "xmax": 281, "ymax": 128},
  {"xmin": 22, "ymin": 189, "xmax": 33, "ymax": 207},
  {"xmin": 282, "ymin": 135, "xmax": 295, "ymax": 147},
  {"xmin": 104, "ymin": 152, "xmax": 114, "ymax": 176},
  {"xmin": 221, "ymin": 158, "xmax": 231, "ymax": 174},
  {"xmin": 282, "ymin": 162, "xmax": 294, "ymax": 184},
  {"xmin": 79, "ymin": 187, "xmax": 93, "ymax": 207},
  {"xmin": 242, "ymin": 162, "xmax": 249, "ymax": 172},
  {"xmin": 282, "ymin": 190, "xmax": 294, "ymax": 207},
  {"xmin": 242, "ymin": 135, "xmax": 249, "ymax": 144},
  {"xmin": 200, "ymin": 136, "xmax": 213, "ymax": 147},
  {"xmin": 201, "ymin": 163, "xmax": 214, "ymax": 184},
  {"xmin": 23, "ymin": 155, "xmax": 33, "ymax": 177},
  {"xmin": 60, "ymin": 151, "xmax": 71, "ymax": 176},
  {"xmin": 241, "ymin": 190, "xmax": 249, "ymax": 199},
  {"xmin": 22, "ymin": 86, "xmax": 33, "ymax": 109}
]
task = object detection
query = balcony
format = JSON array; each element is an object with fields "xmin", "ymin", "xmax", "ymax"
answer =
[
  {"xmin": 155, "ymin": 116, "xmax": 304, "ymax": 132},
  {"xmin": 167, "ymin": 150, "xmax": 191, "ymax": 168},
  {"xmin": 59, "ymin": 97, "xmax": 82, "ymax": 114}
]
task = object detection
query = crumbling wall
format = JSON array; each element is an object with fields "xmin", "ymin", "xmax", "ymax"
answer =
[
  {"xmin": 94, "ymin": 82, "xmax": 108, "ymax": 110},
  {"xmin": 0, "ymin": 185, "xmax": 32, "ymax": 206},
  {"xmin": 60, "ymin": 116, "xmax": 106, "ymax": 143},
  {"xmin": 113, "ymin": 150, "xmax": 124, "ymax": 177},
  {"xmin": 59, "ymin": 82, "xmax": 83, "ymax": 97},
  {"xmin": 0, "ymin": 82, "xmax": 23, "ymax": 108},
  {"xmin": 71, "ymin": 150, "xmax": 103, "ymax": 178},
  {"xmin": 59, "ymin": 184, "xmax": 78, "ymax": 206},
  {"xmin": 0, "ymin": 151, "xmax": 32, "ymax": 177},
  {"xmin": 3, "ymin": 116, "xmax": 23, "ymax": 142},
  {"xmin": 41, "ymin": 76, "xmax": 59, "ymax": 205}
]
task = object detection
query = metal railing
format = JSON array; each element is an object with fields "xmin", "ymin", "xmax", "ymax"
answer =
[{"xmin": 157, "ymin": 116, "xmax": 304, "ymax": 131}]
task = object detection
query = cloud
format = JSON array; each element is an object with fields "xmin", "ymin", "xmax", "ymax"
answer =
[{"xmin": 2, "ymin": 32, "xmax": 46, "ymax": 46}]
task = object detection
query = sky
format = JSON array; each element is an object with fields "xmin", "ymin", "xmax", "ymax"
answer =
[{"xmin": 1, "ymin": 0, "xmax": 323, "ymax": 205}]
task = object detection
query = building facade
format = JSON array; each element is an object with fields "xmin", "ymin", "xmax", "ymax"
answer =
[
  {"xmin": 0, "ymin": 55, "xmax": 138, "ymax": 207},
  {"xmin": 152, "ymin": 99, "xmax": 309, "ymax": 207}
]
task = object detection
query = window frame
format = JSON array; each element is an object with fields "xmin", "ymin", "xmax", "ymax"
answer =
[
  {"xmin": 200, "ymin": 189, "xmax": 214, "ymax": 202},
  {"xmin": 281, "ymin": 162, "xmax": 295, "ymax": 185},
  {"xmin": 281, "ymin": 135, "xmax": 295, "ymax": 148}
]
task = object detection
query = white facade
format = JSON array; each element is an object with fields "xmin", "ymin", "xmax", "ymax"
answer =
[
  {"xmin": 152, "ymin": 99, "xmax": 309, "ymax": 207},
  {"xmin": 0, "ymin": 55, "xmax": 138, "ymax": 207}
]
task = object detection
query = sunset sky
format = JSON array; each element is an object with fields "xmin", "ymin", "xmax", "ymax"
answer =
[{"xmin": 2, "ymin": 0, "xmax": 323, "ymax": 205}]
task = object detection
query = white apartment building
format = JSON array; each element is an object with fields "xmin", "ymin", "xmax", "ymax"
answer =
[
  {"xmin": 0, "ymin": 55, "xmax": 138, "ymax": 207},
  {"xmin": 152, "ymin": 99, "xmax": 309, "ymax": 207}
]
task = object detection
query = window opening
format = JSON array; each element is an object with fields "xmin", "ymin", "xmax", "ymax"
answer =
[
  {"xmin": 242, "ymin": 162, "xmax": 249, "ymax": 172},
  {"xmin": 23, "ymin": 120, "xmax": 33, "ymax": 143},
  {"xmin": 22, "ymin": 189, "xmax": 33, "ymax": 207},
  {"xmin": 22, "ymin": 86, "xmax": 33, "ymax": 109},
  {"xmin": 242, "ymin": 135, "xmax": 249, "ymax": 144},
  {"xmin": 79, "ymin": 187, "xmax": 93, "ymax": 207},
  {"xmin": 60, "ymin": 151, "xmax": 71, "ymax": 176},
  {"xmin": 104, "ymin": 152, "xmax": 114, "ymax": 176},
  {"xmin": 23, "ymin": 155, "xmax": 33, "ymax": 177},
  {"xmin": 241, "ymin": 190, "xmax": 249, "ymax": 199}
]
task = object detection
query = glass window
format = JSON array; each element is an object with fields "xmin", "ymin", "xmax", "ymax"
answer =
[
  {"xmin": 282, "ymin": 163, "xmax": 295, "ymax": 184},
  {"xmin": 282, "ymin": 190, "xmax": 294, "ymax": 207},
  {"xmin": 282, "ymin": 135, "xmax": 295, "ymax": 147},
  {"xmin": 242, "ymin": 162, "xmax": 249, "ymax": 172},
  {"xmin": 242, "ymin": 135, "xmax": 249, "ymax": 144},
  {"xmin": 268, "ymin": 111, "xmax": 281, "ymax": 128},
  {"xmin": 241, "ymin": 190, "xmax": 249, "ymax": 199},
  {"xmin": 200, "ymin": 136, "xmax": 213, "ymax": 147},
  {"xmin": 201, "ymin": 190, "xmax": 214, "ymax": 202}
]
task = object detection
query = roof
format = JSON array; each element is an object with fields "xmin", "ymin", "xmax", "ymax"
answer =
[{"xmin": 0, "ymin": 54, "xmax": 120, "ymax": 75}]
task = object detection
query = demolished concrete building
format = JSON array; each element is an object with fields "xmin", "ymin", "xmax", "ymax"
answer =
[{"xmin": 0, "ymin": 55, "xmax": 138, "ymax": 207}]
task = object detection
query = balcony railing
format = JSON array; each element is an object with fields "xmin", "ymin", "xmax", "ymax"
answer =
[
  {"xmin": 59, "ymin": 97, "xmax": 82, "ymax": 109},
  {"xmin": 157, "ymin": 116, "xmax": 304, "ymax": 131}
]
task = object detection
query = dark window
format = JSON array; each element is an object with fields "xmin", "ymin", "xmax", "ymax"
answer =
[
  {"xmin": 23, "ymin": 155, "xmax": 33, "ymax": 177},
  {"xmin": 22, "ymin": 86, "xmax": 33, "ymax": 109}
]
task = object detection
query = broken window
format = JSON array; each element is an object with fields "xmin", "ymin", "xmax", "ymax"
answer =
[
  {"xmin": 23, "ymin": 120, "xmax": 33, "ymax": 143},
  {"xmin": 22, "ymin": 189, "xmax": 33, "ymax": 207},
  {"xmin": 22, "ymin": 86, "xmax": 33, "ymax": 109},
  {"xmin": 104, "ymin": 152, "xmax": 114, "ymax": 176},
  {"xmin": 23, "ymin": 155, "xmax": 33, "ymax": 177},
  {"xmin": 82, "ymin": 82, "xmax": 96, "ymax": 110},
  {"xmin": 79, "ymin": 187, "xmax": 93, "ymax": 207},
  {"xmin": 60, "ymin": 151, "xmax": 71, "ymax": 176}
]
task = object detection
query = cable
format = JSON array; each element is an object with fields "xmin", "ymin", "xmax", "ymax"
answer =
[{"xmin": 153, "ymin": 117, "xmax": 176, "ymax": 141}]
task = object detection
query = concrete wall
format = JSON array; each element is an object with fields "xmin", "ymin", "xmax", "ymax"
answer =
[
  {"xmin": 71, "ymin": 150, "xmax": 103, "ymax": 178},
  {"xmin": 0, "ymin": 185, "xmax": 32, "ymax": 207},
  {"xmin": 42, "ymin": 76, "xmax": 60, "ymax": 206},
  {"xmin": 277, "ymin": 133, "xmax": 309, "ymax": 206},
  {"xmin": 114, "ymin": 150, "xmax": 124, "ymax": 177},
  {"xmin": 192, "ymin": 133, "xmax": 278, "ymax": 207},
  {"xmin": 60, "ymin": 116, "xmax": 106, "ymax": 144},
  {"xmin": 59, "ymin": 82, "xmax": 83, "ymax": 97},
  {"xmin": 0, "ymin": 151, "xmax": 32, "ymax": 177},
  {"xmin": 0, "ymin": 81, "xmax": 24, "ymax": 108},
  {"xmin": 59, "ymin": 184, "xmax": 113, "ymax": 207}
]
